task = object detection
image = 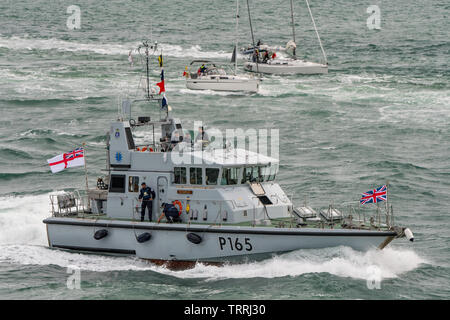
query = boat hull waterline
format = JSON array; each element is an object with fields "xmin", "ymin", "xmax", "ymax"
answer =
[
  {"xmin": 243, "ymin": 61, "xmax": 328, "ymax": 75},
  {"xmin": 44, "ymin": 217, "xmax": 397, "ymax": 265},
  {"xmin": 186, "ymin": 78, "xmax": 259, "ymax": 92}
]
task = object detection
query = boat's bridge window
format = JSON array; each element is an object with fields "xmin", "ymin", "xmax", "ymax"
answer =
[
  {"xmin": 267, "ymin": 164, "xmax": 279, "ymax": 181},
  {"xmin": 221, "ymin": 167, "xmax": 239, "ymax": 185},
  {"xmin": 128, "ymin": 176, "xmax": 139, "ymax": 192},
  {"xmin": 190, "ymin": 167, "xmax": 203, "ymax": 185},
  {"xmin": 109, "ymin": 174, "xmax": 126, "ymax": 193},
  {"xmin": 241, "ymin": 166, "xmax": 265, "ymax": 183},
  {"xmin": 260, "ymin": 166, "xmax": 271, "ymax": 182},
  {"xmin": 206, "ymin": 168, "xmax": 219, "ymax": 185},
  {"xmin": 174, "ymin": 167, "xmax": 187, "ymax": 184}
]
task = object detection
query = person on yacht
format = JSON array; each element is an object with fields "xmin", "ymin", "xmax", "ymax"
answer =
[
  {"xmin": 197, "ymin": 64, "xmax": 207, "ymax": 76},
  {"xmin": 262, "ymin": 51, "xmax": 270, "ymax": 63},
  {"xmin": 252, "ymin": 49, "xmax": 260, "ymax": 63}
]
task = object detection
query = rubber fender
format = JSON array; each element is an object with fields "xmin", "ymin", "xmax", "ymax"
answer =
[
  {"xmin": 137, "ymin": 232, "xmax": 152, "ymax": 243},
  {"xmin": 186, "ymin": 233, "xmax": 202, "ymax": 244},
  {"xmin": 94, "ymin": 229, "xmax": 108, "ymax": 240}
]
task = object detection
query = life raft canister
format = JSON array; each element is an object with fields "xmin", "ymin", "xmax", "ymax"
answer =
[{"xmin": 172, "ymin": 200, "xmax": 182, "ymax": 216}]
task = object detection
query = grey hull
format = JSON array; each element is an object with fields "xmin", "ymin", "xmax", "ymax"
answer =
[{"xmin": 44, "ymin": 217, "xmax": 396, "ymax": 262}]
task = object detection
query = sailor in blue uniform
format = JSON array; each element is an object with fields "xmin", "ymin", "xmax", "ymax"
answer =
[
  {"xmin": 161, "ymin": 203, "xmax": 181, "ymax": 223},
  {"xmin": 139, "ymin": 182, "xmax": 155, "ymax": 221}
]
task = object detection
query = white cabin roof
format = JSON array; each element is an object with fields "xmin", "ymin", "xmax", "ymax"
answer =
[{"xmin": 188, "ymin": 148, "xmax": 278, "ymax": 167}]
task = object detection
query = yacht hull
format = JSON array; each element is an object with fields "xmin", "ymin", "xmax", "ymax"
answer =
[
  {"xmin": 243, "ymin": 61, "xmax": 328, "ymax": 75},
  {"xmin": 186, "ymin": 78, "xmax": 259, "ymax": 92},
  {"xmin": 44, "ymin": 217, "xmax": 397, "ymax": 265}
]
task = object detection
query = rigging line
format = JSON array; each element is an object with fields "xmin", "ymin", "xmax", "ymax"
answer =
[{"xmin": 304, "ymin": 0, "xmax": 327, "ymax": 64}]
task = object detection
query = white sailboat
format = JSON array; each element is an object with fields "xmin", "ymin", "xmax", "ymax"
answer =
[
  {"xmin": 185, "ymin": 60, "xmax": 260, "ymax": 93},
  {"xmin": 243, "ymin": 0, "xmax": 328, "ymax": 75},
  {"xmin": 185, "ymin": 0, "xmax": 260, "ymax": 93}
]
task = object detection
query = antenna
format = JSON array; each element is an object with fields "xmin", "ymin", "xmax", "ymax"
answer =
[{"xmin": 144, "ymin": 41, "xmax": 151, "ymax": 100}]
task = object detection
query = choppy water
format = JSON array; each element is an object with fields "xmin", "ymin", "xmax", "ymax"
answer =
[{"xmin": 0, "ymin": 0, "xmax": 449, "ymax": 299}]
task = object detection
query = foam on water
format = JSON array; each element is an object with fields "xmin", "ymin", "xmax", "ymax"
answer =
[
  {"xmin": 0, "ymin": 36, "xmax": 229, "ymax": 59},
  {"xmin": 0, "ymin": 193, "xmax": 426, "ymax": 280},
  {"xmin": 0, "ymin": 193, "xmax": 52, "ymax": 246},
  {"xmin": 159, "ymin": 246, "xmax": 427, "ymax": 281}
]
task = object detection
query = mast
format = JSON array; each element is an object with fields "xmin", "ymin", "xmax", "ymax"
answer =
[
  {"xmin": 144, "ymin": 41, "xmax": 150, "ymax": 100},
  {"xmin": 246, "ymin": 0, "xmax": 259, "ymax": 72},
  {"xmin": 234, "ymin": 0, "xmax": 239, "ymax": 75},
  {"xmin": 290, "ymin": 0, "xmax": 297, "ymax": 58},
  {"xmin": 246, "ymin": 0, "xmax": 255, "ymax": 49}
]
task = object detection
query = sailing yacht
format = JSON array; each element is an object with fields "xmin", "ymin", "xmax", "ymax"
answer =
[
  {"xmin": 185, "ymin": 0, "xmax": 260, "ymax": 93},
  {"xmin": 185, "ymin": 60, "xmax": 259, "ymax": 93},
  {"xmin": 243, "ymin": 0, "xmax": 328, "ymax": 75}
]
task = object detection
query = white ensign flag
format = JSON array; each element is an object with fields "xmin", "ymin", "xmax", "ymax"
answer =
[{"xmin": 47, "ymin": 147, "xmax": 85, "ymax": 173}]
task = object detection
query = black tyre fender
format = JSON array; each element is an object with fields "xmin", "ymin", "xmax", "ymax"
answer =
[
  {"xmin": 137, "ymin": 232, "xmax": 152, "ymax": 243},
  {"xmin": 186, "ymin": 233, "xmax": 202, "ymax": 244},
  {"xmin": 94, "ymin": 229, "xmax": 108, "ymax": 240}
]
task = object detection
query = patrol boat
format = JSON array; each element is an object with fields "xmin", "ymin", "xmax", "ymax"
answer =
[{"xmin": 43, "ymin": 46, "xmax": 413, "ymax": 269}]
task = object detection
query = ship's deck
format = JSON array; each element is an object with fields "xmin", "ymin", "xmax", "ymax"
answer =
[{"xmin": 51, "ymin": 211, "xmax": 391, "ymax": 232}]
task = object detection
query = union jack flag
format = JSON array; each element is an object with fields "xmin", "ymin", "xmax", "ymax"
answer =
[
  {"xmin": 65, "ymin": 147, "xmax": 84, "ymax": 160},
  {"xmin": 360, "ymin": 185, "xmax": 387, "ymax": 205}
]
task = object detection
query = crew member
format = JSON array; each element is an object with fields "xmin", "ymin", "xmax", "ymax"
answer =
[
  {"xmin": 161, "ymin": 203, "xmax": 182, "ymax": 223},
  {"xmin": 139, "ymin": 182, "xmax": 155, "ymax": 221},
  {"xmin": 197, "ymin": 64, "xmax": 207, "ymax": 76},
  {"xmin": 195, "ymin": 126, "xmax": 209, "ymax": 143}
]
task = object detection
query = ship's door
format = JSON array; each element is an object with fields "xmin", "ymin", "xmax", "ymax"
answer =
[{"xmin": 157, "ymin": 176, "xmax": 168, "ymax": 210}]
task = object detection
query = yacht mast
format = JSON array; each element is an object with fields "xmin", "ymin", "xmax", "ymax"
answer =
[
  {"xmin": 246, "ymin": 0, "xmax": 256, "ymax": 49},
  {"xmin": 290, "ymin": 0, "xmax": 297, "ymax": 58},
  {"xmin": 234, "ymin": 0, "xmax": 239, "ymax": 75},
  {"xmin": 246, "ymin": 0, "xmax": 259, "ymax": 72}
]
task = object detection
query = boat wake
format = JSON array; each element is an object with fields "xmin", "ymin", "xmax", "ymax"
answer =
[{"xmin": 160, "ymin": 246, "xmax": 426, "ymax": 281}]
